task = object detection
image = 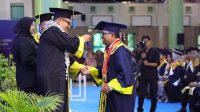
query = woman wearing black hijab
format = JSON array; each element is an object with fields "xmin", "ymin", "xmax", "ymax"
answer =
[{"xmin": 13, "ymin": 17, "xmax": 37, "ymax": 93}]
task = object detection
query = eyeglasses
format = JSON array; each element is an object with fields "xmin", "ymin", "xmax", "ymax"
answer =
[{"xmin": 61, "ymin": 18, "xmax": 71, "ymax": 25}]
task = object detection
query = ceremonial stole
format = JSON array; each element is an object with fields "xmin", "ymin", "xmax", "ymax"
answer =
[
  {"xmin": 189, "ymin": 58, "xmax": 200, "ymax": 72},
  {"xmin": 158, "ymin": 59, "xmax": 167, "ymax": 70},
  {"xmin": 98, "ymin": 39, "xmax": 121, "ymax": 112},
  {"xmin": 172, "ymin": 60, "xmax": 182, "ymax": 70}
]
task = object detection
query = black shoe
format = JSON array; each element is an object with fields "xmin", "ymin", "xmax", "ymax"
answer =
[
  {"xmin": 137, "ymin": 108, "xmax": 144, "ymax": 112},
  {"xmin": 161, "ymin": 98, "xmax": 167, "ymax": 102},
  {"xmin": 137, "ymin": 110, "xmax": 143, "ymax": 112},
  {"xmin": 189, "ymin": 109, "xmax": 195, "ymax": 112},
  {"xmin": 177, "ymin": 108, "xmax": 186, "ymax": 112},
  {"xmin": 150, "ymin": 109, "xmax": 156, "ymax": 112}
]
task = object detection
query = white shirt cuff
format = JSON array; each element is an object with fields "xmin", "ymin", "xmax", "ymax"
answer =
[{"xmin": 108, "ymin": 83, "xmax": 113, "ymax": 91}]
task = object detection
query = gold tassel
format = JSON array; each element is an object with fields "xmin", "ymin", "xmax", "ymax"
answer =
[
  {"xmin": 181, "ymin": 86, "xmax": 190, "ymax": 94},
  {"xmin": 98, "ymin": 92, "xmax": 107, "ymax": 112}
]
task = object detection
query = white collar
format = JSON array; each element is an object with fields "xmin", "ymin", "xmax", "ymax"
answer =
[{"xmin": 46, "ymin": 20, "xmax": 65, "ymax": 32}]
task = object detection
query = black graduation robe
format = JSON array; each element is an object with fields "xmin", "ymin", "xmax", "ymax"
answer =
[
  {"xmin": 164, "ymin": 62, "xmax": 184, "ymax": 102},
  {"xmin": 158, "ymin": 63, "xmax": 167, "ymax": 77},
  {"xmin": 36, "ymin": 26, "xmax": 84, "ymax": 112},
  {"xmin": 181, "ymin": 60, "xmax": 199, "ymax": 87}
]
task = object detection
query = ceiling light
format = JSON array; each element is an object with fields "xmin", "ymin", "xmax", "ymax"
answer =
[
  {"xmin": 121, "ymin": 1, "xmax": 128, "ymax": 3},
  {"xmin": 64, "ymin": 1, "xmax": 69, "ymax": 3}
]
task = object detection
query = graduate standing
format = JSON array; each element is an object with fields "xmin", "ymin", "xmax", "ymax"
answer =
[
  {"xmin": 36, "ymin": 8, "xmax": 91, "ymax": 112},
  {"xmin": 87, "ymin": 21, "xmax": 135, "ymax": 112},
  {"xmin": 13, "ymin": 17, "xmax": 37, "ymax": 93}
]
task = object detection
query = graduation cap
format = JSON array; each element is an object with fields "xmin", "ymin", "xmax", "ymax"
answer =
[
  {"xmin": 188, "ymin": 47, "xmax": 199, "ymax": 53},
  {"xmin": 35, "ymin": 13, "xmax": 54, "ymax": 23},
  {"xmin": 158, "ymin": 48, "xmax": 167, "ymax": 56},
  {"xmin": 165, "ymin": 49, "xmax": 172, "ymax": 56},
  {"xmin": 173, "ymin": 49, "xmax": 183, "ymax": 55},
  {"xmin": 49, "ymin": 8, "xmax": 82, "ymax": 28},
  {"xmin": 172, "ymin": 49, "xmax": 183, "ymax": 60},
  {"xmin": 49, "ymin": 8, "xmax": 82, "ymax": 20},
  {"xmin": 182, "ymin": 48, "xmax": 190, "ymax": 54},
  {"xmin": 95, "ymin": 21, "xmax": 127, "ymax": 34}
]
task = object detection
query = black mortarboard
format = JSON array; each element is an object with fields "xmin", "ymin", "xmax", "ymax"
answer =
[
  {"xmin": 163, "ymin": 48, "xmax": 172, "ymax": 57},
  {"xmin": 95, "ymin": 21, "xmax": 127, "ymax": 34},
  {"xmin": 158, "ymin": 48, "xmax": 167, "ymax": 56},
  {"xmin": 182, "ymin": 48, "xmax": 190, "ymax": 54},
  {"xmin": 188, "ymin": 47, "xmax": 199, "ymax": 53},
  {"xmin": 49, "ymin": 8, "xmax": 82, "ymax": 20},
  {"xmin": 172, "ymin": 49, "xmax": 183, "ymax": 60},
  {"xmin": 35, "ymin": 13, "xmax": 54, "ymax": 23},
  {"xmin": 165, "ymin": 49, "xmax": 172, "ymax": 55},
  {"xmin": 173, "ymin": 49, "xmax": 183, "ymax": 55}
]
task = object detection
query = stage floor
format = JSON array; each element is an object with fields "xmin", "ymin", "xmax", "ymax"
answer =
[{"xmin": 70, "ymin": 86, "xmax": 188, "ymax": 112}]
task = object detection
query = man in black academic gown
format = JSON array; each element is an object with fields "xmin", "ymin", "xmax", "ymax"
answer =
[{"xmin": 36, "ymin": 8, "xmax": 91, "ymax": 112}]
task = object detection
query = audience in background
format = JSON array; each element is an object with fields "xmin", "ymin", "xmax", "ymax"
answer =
[{"xmin": 85, "ymin": 49, "xmax": 97, "ymax": 67}]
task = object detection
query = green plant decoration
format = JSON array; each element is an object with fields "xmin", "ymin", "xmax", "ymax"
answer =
[
  {"xmin": 0, "ymin": 90, "xmax": 63, "ymax": 112},
  {"xmin": 0, "ymin": 54, "xmax": 16, "ymax": 91}
]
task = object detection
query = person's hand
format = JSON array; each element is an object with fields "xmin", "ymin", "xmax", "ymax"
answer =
[
  {"xmin": 143, "ymin": 60, "xmax": 149, "ymax": 66},
  {"xmin": 80, "ymin": 66, "xmax": 90, "ymax": 75},
  {"xmin": 197, "ymin": 72, "xmax": 200, "ymax": 77},
  {"xmin": 101, "ymin": 83, "xmax": 111, "ymax": 94},
  {"xmin": 163, "ymin": 76, "xmax": 168, "ymax": 80},
  {"xmin": 141, "ymin": 52, "xmax": 146, "ymax": 59},
  {"xmin": 82, "ymin": 34, "xmax": 92, "ymax": 42},
  {"xmin": 189, "ymin": 81, "xmax": 198, "ymax": 87},
  {"xmin": 184, "ymin": 75, "xmax": 187, "ymax": 79}
]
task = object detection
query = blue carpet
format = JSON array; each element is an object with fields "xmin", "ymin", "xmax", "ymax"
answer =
[{"xmin": 70, "ymin": 86, "xmax": 188, "ymax": 112}]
